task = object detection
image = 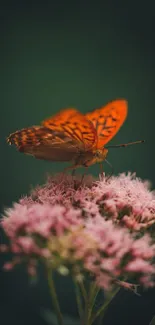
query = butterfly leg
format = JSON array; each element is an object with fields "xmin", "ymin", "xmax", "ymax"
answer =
[
  {"xmin": 62, "ymin": 164, "xmax": 85, "ymax": 189},
  {"xmin": 64, "ymin": 165, "xmax": 87, "ymax": 187},
  {"xmin": 61, "ymin": 165, "xmax": 76, "ymax": 181},
  {"xmin": 62, "ymin": 165, "xmax": 79, "ymax": 174},
  {"xmin": 61, "ymin": 164, "xmax": 82, "ymax": 182},
  {"xmin": 71, "ymin": 166, "xmax": 86, "ymax": 188},
  {"xmin": 56, "ymin": 166, "xmax": 77, "ymax": 192},
  {"xmin": 73, "ymin": 168, "xmax": 87, "ymax": 189},
  {"xmin": 80, "ymin": 167, "xmax": 88, "ymax": 184}
]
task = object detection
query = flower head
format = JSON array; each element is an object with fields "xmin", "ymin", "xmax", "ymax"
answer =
[{"xmin": 1, "ymin": 172, "xmax": 155, "ymax": 290}]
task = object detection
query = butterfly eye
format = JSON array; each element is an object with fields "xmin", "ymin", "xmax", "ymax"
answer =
[{"xmin": 95, "ymin": 150, "xmax": 101, "ymax": 158}]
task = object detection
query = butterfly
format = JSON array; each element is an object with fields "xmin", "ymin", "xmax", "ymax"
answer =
[{"xmin": 7, "ymin": 99, "xmax": 143, "ymax": 172}]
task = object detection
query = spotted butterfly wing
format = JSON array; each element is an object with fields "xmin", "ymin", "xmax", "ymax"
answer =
[
  {"xmin": 7, "ymin": 108, "xmax": 97, "ymax": 161},
  {"xmin": 7, "ymin": 126, "xmax": 77, "ymax": 161},
  {"xmin": 42, "ymin": 108, "xmax": 97, "ymax": 150},
  {"xmin": 85, "ymin": 99, "xmax": 128, "ymax": 148}
]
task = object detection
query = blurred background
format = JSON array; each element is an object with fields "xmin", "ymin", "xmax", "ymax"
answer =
[{"xmin": 1, "ymin": 1, "xmax": 155, "ymax": 324}]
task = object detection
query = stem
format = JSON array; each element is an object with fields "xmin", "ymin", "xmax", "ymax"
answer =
[
  {"xmin": 79, "ymin": 280, "xmax": 87, "ymax": 303},
  {"xmin": 73, "ymin": 280, "xmax": 83, "ymax": 320},
  {"xmin": 83, "ymin": 281, "xmax": 99, "ymax": 325},
  {"xmin": 90, "ymin": 286, "xmax": 120, "ymax": 324},
  {"xmin": 89, "ymin": 283, "xmax": 100, "ymax": 310},
  {"xmin": 46, "ymin": 265, "xmax": 64, "ymax": 325},
  {"xmin": 87, "ymin": 282, "xmax": 99, "ymax": 323},
  {"xmin": 85, "ymin": 288, "xmax": 91, "ymax": 324}
]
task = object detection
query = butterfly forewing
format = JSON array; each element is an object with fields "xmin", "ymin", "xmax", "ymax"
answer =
[
  {"xmin": 85, "ymin": 99, "xmax": 128, "ymax": 148},
  {"xmin": 42, "ymin": 108, "xmax": 97, "ymax": 151}
]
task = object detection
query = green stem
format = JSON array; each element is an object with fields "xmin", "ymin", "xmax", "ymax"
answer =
[
  {"xmin": 87, "ymin": 282, "xmax": 98, "ymax": 323},
  {"xmin": 90, "ymin": 286, "xmax": 120, "ymax": 324},
  {"xmin": 73, "ymin": 280, "xmax": 83, "ymax": 320},
  {"xmin": 89, "ymin": 283, "xmax": 100, "ymax": 310},
  {"xmin": 85, "ymin": 291, "xmax": 91, "ymax": 324},
  {"xmin": 46, "ymin": 266, "xmax": 64, "ymax": 325},
  {"xmin": 79, "ymin": 280, "xmax": 87, "ymax": 303},
  {"xmin": 83, "ymin": 281, "xmax": 100, "ymax": 325}
]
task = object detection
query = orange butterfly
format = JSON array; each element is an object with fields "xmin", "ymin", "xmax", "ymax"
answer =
[{"xmin": 7, "ymin": 99, "xmax": 143, "ymax": 171}]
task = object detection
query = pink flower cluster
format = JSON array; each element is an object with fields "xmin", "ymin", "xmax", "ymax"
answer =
[
  {"xmin": 19, "ymin": 172, "xmax": 155, "ymax": 231},
  {"xmin": 1, "ymin": 173, "xmax": 155, "ymax": 290}
]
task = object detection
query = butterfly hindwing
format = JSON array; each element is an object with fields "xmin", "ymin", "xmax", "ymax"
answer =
[
  {"xmin": 7, "ymin": 126, "xmax": 83, "ymax": 161},
  {"xmin": 85, "ymin": 99, "xmax": 128, "ymax": 148}
]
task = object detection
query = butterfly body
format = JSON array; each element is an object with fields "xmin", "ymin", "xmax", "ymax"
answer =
[
  {"xmin": 7, "ymin": 99, "xmax": 128, "ymax": 170},
  {"xmin": 73, "ymin": 148, "xmax": 109, "ymax": 168}
]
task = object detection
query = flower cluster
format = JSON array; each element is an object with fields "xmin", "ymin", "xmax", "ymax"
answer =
[
  {"xmin": 19, "ymin": 172, "xmax": 155, "ymax": 231},
  {"xmin": 1, "ymin": 173, "xmax": 155, "ymax": 290}
]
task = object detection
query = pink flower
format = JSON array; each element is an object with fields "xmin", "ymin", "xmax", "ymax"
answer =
[
  {"xmin": 1, "ymin": 172, "xmax": 155, "ymax": 290},
  {"xmin": 18, "ymin": 172, "xmax": 155, "ymax": 231},
  {"xmin": 2, "ymin": 203, "xmax": 82, "ymax": 239},
  {"xmin": 125, "ymin": 259, "xmax": 154, "ymax": 273}
]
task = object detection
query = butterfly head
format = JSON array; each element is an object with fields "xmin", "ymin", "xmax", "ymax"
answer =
[
  {"xmin": 95, "ymin": 147, "xmax": 108, "ymax": 162},
  {"xmin": 85, "ymin": 147, "xmax": 108, "ymax": 167}
]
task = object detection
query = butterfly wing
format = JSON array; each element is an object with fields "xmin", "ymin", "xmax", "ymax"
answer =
[
  {"xmin": 85, "ymin": 99, "xmax": 128, "ymax": 148},
  {"xmin": 7, "ymin": 126, "xmax": 82, "ymax": 161},
  {"xmin": 42, "ymin": 108, "xmax": 97, "ymax": 150},
  {"xmin": 7, "ymin": 109, "xmax": 97, "ymax": 161}
]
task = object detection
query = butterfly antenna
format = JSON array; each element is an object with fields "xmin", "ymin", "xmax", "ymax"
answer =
[
  {"xmin": 105, "ymin": 140, "xmax": 145, "ymax": 149},
  {"xmin": 105, "ymin": 159, "xmax": 114, "ymax": 180}
]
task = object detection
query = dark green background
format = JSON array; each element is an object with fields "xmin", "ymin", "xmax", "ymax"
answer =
[{"xmin": 1, "ymin": 1, "xmax": 155, "ymax": 325}]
